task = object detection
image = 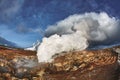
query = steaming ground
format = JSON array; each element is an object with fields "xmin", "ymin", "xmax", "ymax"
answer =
[{"xmin": 37, "ymin": 12, "xmax": 120, "ymax": 62}]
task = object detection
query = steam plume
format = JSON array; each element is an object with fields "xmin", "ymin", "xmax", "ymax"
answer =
[{"xmin": 37, "ymin": 12, "xmax": 120, "ymax": 62}]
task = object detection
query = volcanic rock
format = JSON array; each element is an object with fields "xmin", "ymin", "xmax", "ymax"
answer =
[{"xmin": 0, "ymin": 46, "xmax": 119, "ymax": 80}]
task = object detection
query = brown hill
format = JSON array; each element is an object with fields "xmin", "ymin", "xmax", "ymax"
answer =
[{"xmin": 0, "ymin": 46, "xmax": 119, "ymax": 80}]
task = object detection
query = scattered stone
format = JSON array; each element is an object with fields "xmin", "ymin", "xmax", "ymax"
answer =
[{"xmin": 0, "ymin": 46, "xmax": 119, "ymax": 80}]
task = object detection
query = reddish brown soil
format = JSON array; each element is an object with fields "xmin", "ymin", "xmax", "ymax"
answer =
[{"xmin": 0, "ymin": 46, "xmax": 119, "ymax": 80}]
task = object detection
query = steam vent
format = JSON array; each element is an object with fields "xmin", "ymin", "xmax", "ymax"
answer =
[{"xmin": 0, "ymin": 45, "xmax": 120, "ymax": 80}]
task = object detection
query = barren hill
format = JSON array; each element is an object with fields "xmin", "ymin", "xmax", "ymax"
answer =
[{"xmin": 0, "ymin": 46, "xmax": 119, "ymax": 80}]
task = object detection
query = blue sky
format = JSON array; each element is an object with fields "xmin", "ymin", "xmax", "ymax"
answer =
[{"xmin": 0, "ymin": 0, "xmax": 120, "ymax": 47}]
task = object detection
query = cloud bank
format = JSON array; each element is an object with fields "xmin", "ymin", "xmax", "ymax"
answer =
[{"xmin": 37, "ymin": 12, "xmax": 120, "ymax": 62}]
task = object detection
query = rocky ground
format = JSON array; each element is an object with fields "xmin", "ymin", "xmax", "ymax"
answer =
[{"xmin": 0, "ymin": 46, "xmax": 119, "ymax": 80}]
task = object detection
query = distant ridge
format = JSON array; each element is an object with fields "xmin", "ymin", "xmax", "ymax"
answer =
[{"xmin": 0, "ymin": 36, "xmax": 18, "ymax": 48}]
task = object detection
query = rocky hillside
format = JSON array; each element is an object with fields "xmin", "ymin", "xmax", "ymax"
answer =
[{"xmin": 0, "ymin": 46, "xmax": 119, "ymax": 80}]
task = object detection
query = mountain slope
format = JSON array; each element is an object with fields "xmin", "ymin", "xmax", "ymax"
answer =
[{"xmin": 0, "ymin": 36, "xmax": 17, "ymax": 47}]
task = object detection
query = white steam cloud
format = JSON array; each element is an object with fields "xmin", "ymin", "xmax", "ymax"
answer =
[{"xmin": 37, "ymin": 12, "xmax": 120, "ymax": 62}]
